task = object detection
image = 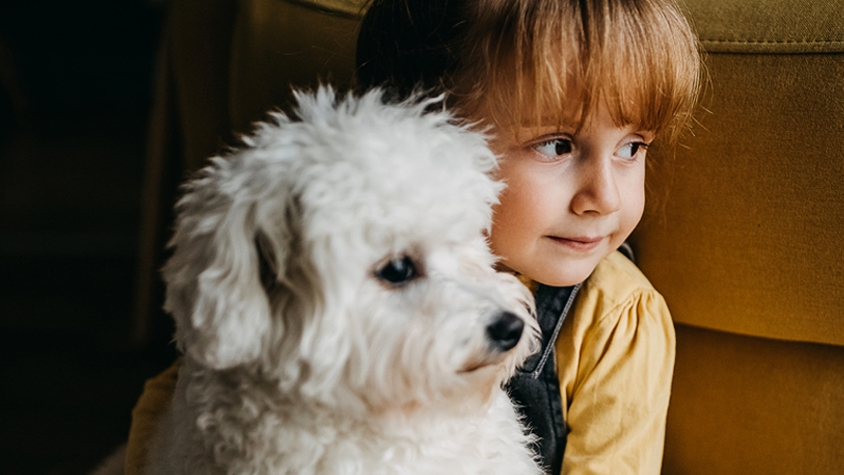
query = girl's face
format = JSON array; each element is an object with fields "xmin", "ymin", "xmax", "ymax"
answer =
[{"xmin": 488, "ymin": 104, "xmax": 651, "ymax": 287}]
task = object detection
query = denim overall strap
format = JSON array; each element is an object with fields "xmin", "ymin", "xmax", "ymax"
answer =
[{"xmin": 505, "ymin": 283, "xmax": 581, "ymax": 475}]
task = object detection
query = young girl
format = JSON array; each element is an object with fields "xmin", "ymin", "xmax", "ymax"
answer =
[
  {"xmin": 355, "ymin": 0, "xmax": 700, "ymax": 473},
  {"xmin": 126, "ymin": 0, "xmax": 701, "ymax": 474}
]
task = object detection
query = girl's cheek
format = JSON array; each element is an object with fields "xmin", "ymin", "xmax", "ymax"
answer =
[{"xmin": 488, "ymin": 189, "xmax": 529, "ymax": 261}]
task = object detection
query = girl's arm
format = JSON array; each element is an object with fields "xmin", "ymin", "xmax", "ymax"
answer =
[
  {"xmin": 557, "ymin": 252, "xmax": 676, "ymax": 475},
  {"xmin": 125, "ymin": 362, "xmax": 180, "ymax": 475}
]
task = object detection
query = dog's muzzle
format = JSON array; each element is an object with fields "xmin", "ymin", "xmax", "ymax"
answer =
[{"xmin": 486, "ymin": 312, "xmax": 524, "ymax": 352}]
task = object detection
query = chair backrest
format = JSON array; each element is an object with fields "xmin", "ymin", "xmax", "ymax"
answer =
[
  {"xmin": 169, "ymin": 0, "xmax": 366, "ymax": 173},
  {"xmin": 630, "ymin": 0, "xmax": 844, "ymax": 472}
]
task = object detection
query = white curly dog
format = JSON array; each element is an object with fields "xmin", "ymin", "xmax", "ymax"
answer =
[{"xmin": 144, "ymin": 88, "xmax": 543, "ymax": 475}]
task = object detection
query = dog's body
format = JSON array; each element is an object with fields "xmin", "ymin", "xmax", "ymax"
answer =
[{"xmin": 145, "ymin": 88, "xmax": 543, "ymax": 475}]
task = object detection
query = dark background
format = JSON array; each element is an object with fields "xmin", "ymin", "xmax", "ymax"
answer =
[{"xmin": 0, "ymin": 1, "xmax": 175, "ymax": 473}]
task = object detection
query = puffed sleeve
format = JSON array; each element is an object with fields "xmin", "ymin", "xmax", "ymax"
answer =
[
  {"xmin": 125, "ymin": 361, "xmax": 180, "ymax": 475},
  {"xmin": 557, "ymin": 256, "xmax": 676, "ymax": 475}
]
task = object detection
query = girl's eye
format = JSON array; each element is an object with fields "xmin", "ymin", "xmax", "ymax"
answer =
[
  {"xmin": 617, "ymin": 141, "xmax": 649, "ymax": 160},
  {"xmin": 533, "ymin": 138, "xmax": 573, "ymax": 158}
]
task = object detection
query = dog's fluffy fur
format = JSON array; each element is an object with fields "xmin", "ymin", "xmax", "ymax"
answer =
[{"xmin": 145, "ymin": 88, "xmax": 543, "ymax": 475}]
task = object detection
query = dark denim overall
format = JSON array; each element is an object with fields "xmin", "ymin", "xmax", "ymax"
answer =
[{"xmin": 505, "ymin": 283, "xmax": 581, "ymax": 475}]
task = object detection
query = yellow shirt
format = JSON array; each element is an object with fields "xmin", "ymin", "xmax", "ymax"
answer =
[
  {"xmin": 558, "ymin": 251, "xmax": 675, "ymax": 475},
  {"xmin": 125, "ymin": 362, "xmax": 179, "ymax": 475},
  {"xmin": 125, "ymin": 251, "xmax": 674, "ymax": 475}
]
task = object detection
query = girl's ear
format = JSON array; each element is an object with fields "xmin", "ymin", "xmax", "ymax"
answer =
[{"xmin": 162, "ymin": 156, "xmax": 293, "ymax": 369}]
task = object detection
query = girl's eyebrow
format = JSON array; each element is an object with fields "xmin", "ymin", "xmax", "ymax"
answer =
[
  {"xmin": 520, "ymin": 114, "xmax": 578, "ymax": 127},
  {"xmin": 518, "ymin": 123, "xmax": 577, "ymax": 134},
  {"xmin": 515, "ymin": 127, "xmax": 562, "ymax": 138}
]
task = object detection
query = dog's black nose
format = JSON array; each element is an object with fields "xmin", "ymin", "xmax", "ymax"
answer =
[{"xmin": 486, "ymin": 312, "xmax": 524, "ymax": 352}]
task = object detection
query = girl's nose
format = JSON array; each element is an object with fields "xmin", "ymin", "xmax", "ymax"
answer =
[{"xmin": 570, "ymin": 156, "xmax": 622, "ymax": 216}]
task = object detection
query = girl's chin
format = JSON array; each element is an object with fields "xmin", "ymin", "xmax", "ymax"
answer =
[
  {"xmin": 492, "ymin": 251, "xmax": 606, "ymax": 287},
  {"xmin": 533, "ymin": 255, "xmax": 604, "ymax": 287}
]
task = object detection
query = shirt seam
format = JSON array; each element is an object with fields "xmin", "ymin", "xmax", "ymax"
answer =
[
  {"xmin": 565, "ymin": 287, "xmax": 658, "ymax": 399},
  {"xmin": 592, "ymin": 286, "xmax": 659, "ymax": 328}
]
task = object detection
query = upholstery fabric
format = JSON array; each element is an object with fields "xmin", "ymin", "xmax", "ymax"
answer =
[
  {"xmin": 228, "ymin": 0, "xmax": 362, "ymax": 136},
  {"xmin": 664, "ymin": 325, "xmax": 844, "ymax": 474},
  {"xmin": 685, "ymin": 0, "xmax": 844, "ymax": 53},
  {"xmin": 629, "ymin": 1, "xmax": 844, "ymax": 473},
  {"xmin": 632, "ymin": 0, "xmax": 844, "ymax": 346}
]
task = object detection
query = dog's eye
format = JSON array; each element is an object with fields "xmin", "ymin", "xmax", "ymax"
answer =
[{"xmin": 375, "ymin": 256, "xmax": 418, "ymax": 286}]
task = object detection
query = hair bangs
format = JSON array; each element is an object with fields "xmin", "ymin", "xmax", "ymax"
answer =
[{"xmin": 459, "ymin": 0, "xmax": 700, "ymax": 143}]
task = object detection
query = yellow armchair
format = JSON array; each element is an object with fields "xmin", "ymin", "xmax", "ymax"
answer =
[{"xmin": 631, "ymin": 0, "xmax": 844, "ymax": 473}]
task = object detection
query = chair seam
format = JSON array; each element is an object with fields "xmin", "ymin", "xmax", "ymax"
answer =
[{"xmin": 701, "ymin": 39, "xmax": 844, "ymax": 45}]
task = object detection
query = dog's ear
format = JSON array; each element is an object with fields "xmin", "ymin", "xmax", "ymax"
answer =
[{"xmin": 162, "ymin": 156, "xmax": 296, "ymax": 369}]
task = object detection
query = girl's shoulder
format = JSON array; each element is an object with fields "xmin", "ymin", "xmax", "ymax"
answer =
[
  {"xmin": 558, "ymin": 251, "xmax": 674, "ymax": 400},
  {"xmin": 558, "ymin": 253, "xmax": 675, "ymax": 471},
  {"xmin": 588, "ymin": 250, "xmax": 657, "ymax": 296},
  {"xmin": 573, "ymin": 250, "xmax": 671, "ymax": 330}
]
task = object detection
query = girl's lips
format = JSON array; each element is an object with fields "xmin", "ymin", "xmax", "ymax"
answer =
[{"xmin": 547, "ymin": 236, "xmax": 604, "ymax": 251}]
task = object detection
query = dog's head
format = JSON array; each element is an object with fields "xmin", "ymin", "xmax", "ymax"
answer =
[{"xmin": 163, "ymin": 87, "xmax": 538, "ymax": 414}]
